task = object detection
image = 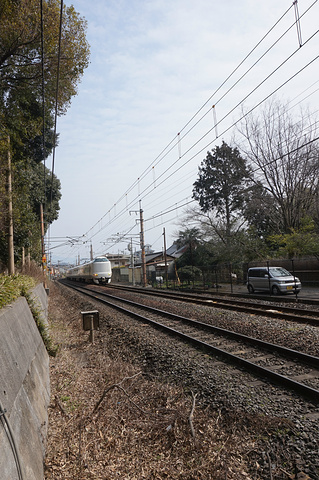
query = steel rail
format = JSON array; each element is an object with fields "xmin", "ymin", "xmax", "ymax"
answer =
[
  {"xmin": 63, "ymin": 281, "xmax": 319, "ymax": 403},
  {"xmin": 98, "ymin": 289, "xmax": 319, "ymax": 368},
  {"xmin": 109, "ymin": 283, "xmax": 319, "ymax": 306},
  {"xmin": 105, "ymin": 284, "xmax": 319, "ymax": 326}
]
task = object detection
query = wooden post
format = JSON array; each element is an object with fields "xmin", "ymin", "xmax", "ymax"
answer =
[
  {"xmin": 89, "ymin": 315, "xmax": 94, "ymax": 344},
  {"xmin": 82, "ymin": 310, "xmax": 99, "ymax": 344}
]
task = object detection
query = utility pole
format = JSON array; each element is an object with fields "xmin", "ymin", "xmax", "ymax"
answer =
[
  {"xmin": 139, "ymin": 201, "xmax": 147, "ymax": 287},
  {"xmin": 130, "ymin": 237, "xmax": 135, "ymax": 286},
  {"xmin": 6, "ymin": 136, "xmax": 14, "ymax": 275},
  {"xmin": 163, "ymin": 227, "xmax": 168, "ymax": 288},
  {"xmin": 40, "ymin": 203, "xmax": 47, "ymax": 287},
  {"xmin": 40, "ymin": 204, "xmax": 45, "ymax": 261},
  {"xmin": 22, "ymin": 247, "xmax": 25, "ymax": 269}
]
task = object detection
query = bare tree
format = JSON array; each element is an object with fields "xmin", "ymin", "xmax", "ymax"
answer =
[
  {"xmin": 181, "ymin": 206, "xmax": 254, "ymax": 263},
  {"xmin": 237, "ymin": 99, "xmax": 319, "ymax": 233}
]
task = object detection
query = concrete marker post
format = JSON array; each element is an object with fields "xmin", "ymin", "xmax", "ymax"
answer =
[{"xmin": 81, "ymin": 310, "xmax": 99, "ymax": 344}]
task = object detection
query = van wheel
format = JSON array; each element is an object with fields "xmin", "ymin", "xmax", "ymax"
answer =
[
  {"xmin": 272, "ymin": 285, "xmax": 280, "ymax": 295},
  {"xmin": 247, "ymin": 284, "xmax": 254, "ymax": 294}
]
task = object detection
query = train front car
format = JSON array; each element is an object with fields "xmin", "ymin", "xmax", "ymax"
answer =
[{"xmin": 91, "ymin": 256, "xmax": 112, "ymax": 284}]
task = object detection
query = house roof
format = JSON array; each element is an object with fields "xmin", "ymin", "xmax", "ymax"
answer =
[
  {"xmin": 166, "ymin": 244, "xmax": 188, "ymax": 258},
  {"xmin": 135, "ymin": 251, "xmax": 175, "ymax": 266}
]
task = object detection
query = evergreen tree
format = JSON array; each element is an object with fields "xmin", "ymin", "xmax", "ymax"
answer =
[
  {"xmin": 193, "ymin": 141, "xmax": 254, "ymax": 243},
  {"xmin": 0, "ymin": 0, "xmax": 90, "ymax": 268}
]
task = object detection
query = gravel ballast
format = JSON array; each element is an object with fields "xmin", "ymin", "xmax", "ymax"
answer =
[{"xmin": 45, "ymin": 282, "xmax": 319, "ymax": 479}]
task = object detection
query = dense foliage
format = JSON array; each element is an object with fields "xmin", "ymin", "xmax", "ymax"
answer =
[{"xmin": 0, "ymin": 0, "xmax": 90, "ymax": 269}]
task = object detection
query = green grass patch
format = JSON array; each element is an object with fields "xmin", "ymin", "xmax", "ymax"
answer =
[
  {"xmin": 0, "ymin": 274, "xmax": 58, "ymax": 356},
  {"xmin": 0, "ymin": 274, "xmax": 36, "ymax": 309},
  {"xmin": 22, "ymin": 287, "xmax": 58, "ymax": 357}
]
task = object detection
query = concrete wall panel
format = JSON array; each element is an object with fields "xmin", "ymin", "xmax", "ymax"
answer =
[{"xmin": 0, "ymin": 284, "xmax": 50, "ymax": 480}]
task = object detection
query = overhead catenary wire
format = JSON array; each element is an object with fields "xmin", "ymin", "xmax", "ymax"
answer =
[
  {"xmin": 124, "ymin": 57, "xmax": 318, "ymax": 248},
  {"xmin": 52, "ymin": 1, "xmax": 319, "ymax": 261},
  {"xmin": 175, "ymin": 2, "xmax": 296, "ymax": 137},
  {"xmin": 168, "ymin": 53, "xmax": 319, "ymax": 180},
  {"xmin": 79, "ymin": 103, "xmax": 319, "ymax": 259},
  {"xmin": 87, "ymin": 6, "xmax": 318, "ymax": 242},
  {"xmin": 136, "ymin": 28, "xmax": 319, "ymax": 215},
  {"xmin": 56, "ymin": 55, "xmax": 319, "ymax": 262},
  {"xmin": 90, "ymin": 4, "xmax": 294, "ymax": 219},
  {"xmin": 134, "ymin": 2, "xmax": 317, "ymax": 186},
  {"xmin": 57, "ymin": 168, "xmax": 199, "ymax": 259},
  {"xmin": 79, "ymin": 2, "xmax": 305, "ymax": 240},
  {"xmin": 233, "ymin": 83, "xmax": 319, "ymax": 157},
  {"xmin": 61, "ymin": 87, "xmax": 319, "ymax": 260},
  {"xmin": 118, "ymin": 51, "xmax": 319, "ymax": 216}
]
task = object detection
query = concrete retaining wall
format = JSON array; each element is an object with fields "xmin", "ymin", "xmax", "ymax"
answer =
[{"xmin": 0, "ymin": 283, "xmax": 50, "ymax": 480}]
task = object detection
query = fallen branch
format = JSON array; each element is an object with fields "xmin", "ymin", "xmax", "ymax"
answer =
[
  {"xmin": 54, "ymin": 395, "xmax": 67, "ymax": 416},
  {"xmin": 189, "ymin": 391, "xmax": 197, "ymax": 439},
  {"xmin": 92, "ymin": 372, "xmax": 144, "ymax": 414}
]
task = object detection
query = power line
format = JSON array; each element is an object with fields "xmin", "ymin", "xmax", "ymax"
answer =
[
  {"xmin": 53, "ymin": 2, "xmax": 319, "ymax": 260},
  {"xmin": 79, "ymin": 3, "xmax": 309, "ymax": 241}
]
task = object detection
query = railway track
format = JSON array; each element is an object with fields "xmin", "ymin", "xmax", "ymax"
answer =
[
  {"xmin": 105, "ymin": 283, "xmax": 319, "ymax": 326},
  {"xmin": 62, "ymin": 280, "xmax": 319, "ymax": 403}
]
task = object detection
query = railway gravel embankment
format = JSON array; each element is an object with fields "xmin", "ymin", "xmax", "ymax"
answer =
[{"xmin": 45, "ymin": 282, "xmax": 319, "ymax": 480}]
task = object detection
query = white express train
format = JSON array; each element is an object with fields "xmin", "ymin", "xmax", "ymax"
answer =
[{"xmin": 66, "ymin": 256, "xmax": 112, "ymax": 284}]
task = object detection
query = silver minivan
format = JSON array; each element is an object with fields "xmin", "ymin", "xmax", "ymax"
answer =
[{"xmin": 247, "ymin": 267, "xmax": 301, "ymax": 295}]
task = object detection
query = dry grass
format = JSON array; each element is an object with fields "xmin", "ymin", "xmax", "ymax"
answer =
[{"xmin": 44, "ymin": 282, "xmax": 268, "ymax": 480}]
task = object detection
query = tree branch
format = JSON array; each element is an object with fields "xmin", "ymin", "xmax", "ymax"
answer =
[
  {"xmin": 189, "ymin": 391, "xmax": 197, "ymax": 439},
  {"xmin": 92, "ymin": 372, "xmax": 143, "ymax": 414}
]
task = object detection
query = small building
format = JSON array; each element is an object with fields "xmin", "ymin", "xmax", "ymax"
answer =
[
  {"xmin": 106, "ymin": 253, "xmax": 131, "ymax": 269},
  {"xmin": 135, "ymin": 251, "xmax": 176, "ymax": 283},
  {"xmin": 109, "ymin": 245, "xmax": 187, "ymax": 285}
]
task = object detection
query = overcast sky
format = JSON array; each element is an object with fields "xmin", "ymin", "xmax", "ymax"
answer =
[{"xmin": 48, "ymin": 0, "xmax": 319, "ymax": 264}]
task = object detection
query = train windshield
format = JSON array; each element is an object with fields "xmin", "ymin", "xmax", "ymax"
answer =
[{"xmin": 93, "ymin": 258, "xmax": 109, "ymax": 262}]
